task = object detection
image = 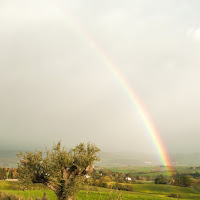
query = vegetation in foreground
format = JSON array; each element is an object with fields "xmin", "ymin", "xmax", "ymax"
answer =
[
  {"xmin": 17, "ymin": 142, "xmax": 100, "ymax": 200},
  {"xmin": 1, "ymin": 180, "xmax": 200, "ymax": 200},
  {"xmin": 1, "ymin": 142, "xmax": 200, "ymax": 199}
]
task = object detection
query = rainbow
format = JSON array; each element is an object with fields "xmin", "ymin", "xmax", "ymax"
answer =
[{"xmin": 49, "ymin": 2, "xmax": 173, "ymax": 173}]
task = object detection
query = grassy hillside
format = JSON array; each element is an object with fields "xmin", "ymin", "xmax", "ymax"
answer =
[
  {"xmin": 1, "ymin": 180, "xmax": 200, "ymax": 200},
  {"xmin": 0, "ymin": 181, "xmax": 57, "ymax": 200}
]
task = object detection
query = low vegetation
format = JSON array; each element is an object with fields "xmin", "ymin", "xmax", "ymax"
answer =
[
  {"xmin": 1, "ymin": 180, "xmax": 200, "ymax": 200},
  {"xmin": 0, "ymin": 191, "xmax": 50, "ymax": 200}
]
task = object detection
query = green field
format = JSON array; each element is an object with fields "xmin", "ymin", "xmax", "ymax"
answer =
[
  {"xmin": 0, "ymin": 181, "xmax": 57, "ymax": 200},
  {"xmin": 100, "ymin": 166, "xmax": 200, "ymax": 178},
  {"xmin": 1, "ymin": 180, "xmax": 200, "ymax": 200}
]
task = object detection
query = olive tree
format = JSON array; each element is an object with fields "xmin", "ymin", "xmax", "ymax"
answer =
[{"xmin": 17, "ymin": 142, "xmax": 100, "ymax": 200}]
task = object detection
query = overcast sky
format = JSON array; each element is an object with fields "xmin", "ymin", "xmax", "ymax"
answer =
[{"xmin": 1, "ymin": 0, "xmax": 200, "ymax": 153}]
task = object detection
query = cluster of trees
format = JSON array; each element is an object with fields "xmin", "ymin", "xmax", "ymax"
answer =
[
  {"xmin": 188, "ymin": 172, "xmax": 200, "ymax": 178},
  {"xmin": 154, "ymin": 174, "xmax": 191, "ymax": 187},
  {"xmin": 173, "ymin": 174, "xmax": 191, "ymax": 187},
  {"xmin": 87, "ymin": 169, "xmax": 155, "ymax": 188},
  {"xmin": 0, "ymin": 167, "xmax": 18, "ymax": 180},
  {"xmin": 85, "ymin": 169, "xmax": 134, "ymax": 187}
]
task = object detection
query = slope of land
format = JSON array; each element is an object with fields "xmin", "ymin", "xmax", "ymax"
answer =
[{"xmin": 1, "ymin": 180, "xmax": 200, "ymax": 200}]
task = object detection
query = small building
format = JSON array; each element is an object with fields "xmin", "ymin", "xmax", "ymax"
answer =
[{"xmin": 126, "ymin": 177, "xmax": 132, "ymax": 181}]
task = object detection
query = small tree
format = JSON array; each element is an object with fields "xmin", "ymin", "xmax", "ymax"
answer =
[
  {"xmin": 173, "ymin": 174, "xmax": 191, "ymax": 187},
  {"xmin": 155, "ymin": 175, "xmax": 168, "ymax": 184},
  {"xmin": 0, "ymin": 168, "xmax": 7, "ymax": 180},
  {"xmin": 17, "ymin": 142, "xmax": 100, "ymax": 200},
  {"xmin": 8, "ymin": 170, "xmax": 14, "ymax": 179}
]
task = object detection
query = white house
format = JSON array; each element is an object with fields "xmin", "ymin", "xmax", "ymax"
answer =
[{"xmin": 126, "ymin": 177, "xmax": 132, "ymax": 181}]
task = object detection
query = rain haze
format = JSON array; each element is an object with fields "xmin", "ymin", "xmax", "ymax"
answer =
[{"xmin": 1, "ymin": 0, "xmax": 200, "ymax": 155}]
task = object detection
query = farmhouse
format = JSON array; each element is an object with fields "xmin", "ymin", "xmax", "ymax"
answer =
[{"xmin": 126, "ymin": 177, "xmax": 132, "ymax": 181}]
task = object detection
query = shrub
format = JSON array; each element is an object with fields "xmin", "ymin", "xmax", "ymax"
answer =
[
  {"xmin": 115, "ymin": 183, "xmax": 134, "ymax": 191},
  {"xmin": 168, "ymin": 193, "xmax": 182, "ymax": 198},
  {"xmin": 155, "ymin": 175, "xmax": 168, "ymax": 184},
  {"xmin": 101, "ymin": 182, "xmax": 111, "ymax": 189}
]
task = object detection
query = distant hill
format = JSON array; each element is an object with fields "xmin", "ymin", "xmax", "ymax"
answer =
[
  {"xmin": 0, "ymin": 151, "xmax": 18, "ymax": 168},
  {"xmin": 96, "ymin": 152, "xmax": 160, "ymax": 167},
  {"xmin": 1, "ymin": 150, "xmax": 200, "ymax": 168},
  {"xmin": 171, "ymin": 153, "xmax": 200, "ymax": 166},
  {"xmin": 97, "ymin": 152, "xmax": 200, "ymax": 167}
]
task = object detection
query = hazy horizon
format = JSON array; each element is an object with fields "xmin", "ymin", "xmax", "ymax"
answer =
[{"xmin": 1, "ymin": 0, "xmax": 200, "ymax": 156}]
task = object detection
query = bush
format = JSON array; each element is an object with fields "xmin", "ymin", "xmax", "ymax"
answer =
[
  {"xmin": 101, "ymin": 182, "xmax": 111, "ymax": 189},
  {"xmin": 155, "ymin": 175, "xmax": 168, "ymax": 184},
  {"xmin": 168, "ymin": 193, "xmax": 182, "ymax": 198},
  {"xmin": 115, "ymin": 183, "xmax": 134, "ymax": 191}
]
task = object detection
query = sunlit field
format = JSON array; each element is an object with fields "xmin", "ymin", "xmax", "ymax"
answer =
[{"xmin": 1, "ymin": 179, "xmax": 200, "ymax": 200}]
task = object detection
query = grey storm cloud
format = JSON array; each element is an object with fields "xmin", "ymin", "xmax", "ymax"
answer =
[{"xmin": 0, "ymin": 0, "xmax": 200, "ymax": 153}]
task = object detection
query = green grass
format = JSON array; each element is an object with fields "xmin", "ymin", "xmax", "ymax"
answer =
[
  {"xmin": 113, "ymin": 183, "xmax": 200, "ymax": 200},
  {"xmin": 0, "ymin": 181, "xmax": 57, "ymax": 200},
  {"xmin": 106, "ymin": 166, "xmax": 200, "ymax": 173},
  {"xmin": 103, "ymin": 166, "xmax": 155, "ymax": 173},
  {"xmin": 1, "ymin": 180, "xmax": 200, "ymax": 200},
  {"xmin": 77, "ymin": 190, "xmax": 175, "ymax": 200}
]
